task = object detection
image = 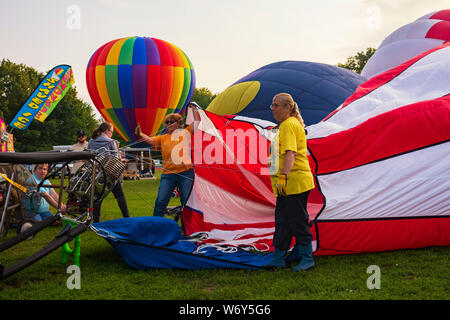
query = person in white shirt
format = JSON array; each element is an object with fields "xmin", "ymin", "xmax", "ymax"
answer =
[{"xmin": 70, "ymin": 130, "xmax": 89, "ymax": 173}]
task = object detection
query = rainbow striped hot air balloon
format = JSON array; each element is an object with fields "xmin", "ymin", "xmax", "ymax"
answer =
[{"xmin": 86, "ymin": 36, "xmax": 196, "ymax": 141}]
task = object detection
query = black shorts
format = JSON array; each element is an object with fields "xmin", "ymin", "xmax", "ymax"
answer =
[{"xmin": 273, "ymin": 191, "xmax": 312, "ymax": 250}]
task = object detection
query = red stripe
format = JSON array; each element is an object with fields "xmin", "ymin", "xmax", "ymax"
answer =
[
  {"xmin": 194, "ymin": 165, "xmax": 273, "ymax": 206},
  {"xmin": 87, "ymin": 43, "xmax": 106, "ymax": 68},
  {"xmin": 164, "ymin": 40, "xmax": 183, "ymax": 67},
  {"xmin": 192, "ymin": 111, "xmax": 274, "ymax": 206},
  {"xmin": 86, "ymin": 42, "xmax": 113, "ymax": 111},
  {"xmin": 144, "ymin": 65, "xmax": 162, "ymax": 133},
  {"xmin": 152, "ymin": 38, "xmax": 173, "ymax": 67},
  {"xmin": 182, "ymin": 209, "xmax": 450, "ymax": 255},
  {"xmin": 429, "ymin": 9, "xmax": 450, "ymax": 22},
  {"xmin": 159, "ymin": 66, "xmax": 174, "ymax": 110},
  {"xmin": 322, "ymin": 42, "xmax": 450, "ymax": 122},
  {"xmin": 308, "ymin": 95, "xmax": 450, "ymax": 175},
  {"xmin": 315, "ymin": 217, "xmax": 450, "ymax": 255},
  {"xmin": 307, "ymin": 181, "xmax": 324, "ymax": 219},
  {"xmin": 181, "ymin": 207, "xmax": 275, "ymax": 236},
  {"xmin": 87, "ymin": 40, "xmax": 113, "ymax": 67},
  {"xmin": 425, "ymin": 21, "xmax": 450, "ymax": 41},
  {"xmin": 86, "ymin": 67, "xmax": 105, "ymax": 114},
  {"xmin": 96, "ymin": 40, "xmax": 117, "ymax": 66},
  {"xmin": 182, "ymin": 205, "xmax": 318, "ymax": 252}
]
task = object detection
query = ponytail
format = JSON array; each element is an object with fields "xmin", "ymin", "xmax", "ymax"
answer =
[
  {"xmin": 91, "ymin": 122, "xmax": 113, "ymax": 139},
  {"xmin": 91, "ymin": 128, "xmax": 101, "ymax": 139},
  {"xmin": 290, "ymin": 102, "xmax": 305, "ymax": 128}
]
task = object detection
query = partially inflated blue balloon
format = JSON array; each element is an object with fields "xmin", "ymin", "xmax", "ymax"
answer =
[{"xmin": 207, "ymin": 61, "xmax": 366, "ymax": 126}]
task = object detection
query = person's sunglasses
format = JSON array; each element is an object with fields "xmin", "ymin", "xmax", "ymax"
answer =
[{"xmin": 165, "ymin": 120, "xmax": 176, "ymax": 125}]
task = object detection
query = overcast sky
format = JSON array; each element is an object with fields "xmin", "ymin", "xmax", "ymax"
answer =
[{"xmin": 0, "ymin": 0, "xmax": 448, "ymax": 118}]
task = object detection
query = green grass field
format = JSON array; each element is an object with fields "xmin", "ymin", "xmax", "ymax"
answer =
[{"xmin": 0, "ymin": 171, "xmax": 449, "ymax": 300}]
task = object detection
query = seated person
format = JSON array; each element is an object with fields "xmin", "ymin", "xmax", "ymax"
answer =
[{"xmin": 22, "ymin": 163, "xmax": 66, "ymax": 222}]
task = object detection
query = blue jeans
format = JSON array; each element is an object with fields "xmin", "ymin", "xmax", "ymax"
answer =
[
  {"xmin": 26, "ymin": 210, "xmax": 53, "ymax": 221},
  {"xmin": 153, "ymin": 169, "xmax": 194, "ymax": 217}
]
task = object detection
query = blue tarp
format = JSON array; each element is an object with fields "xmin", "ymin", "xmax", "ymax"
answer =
[{"xmin": 92, "ymin": 217, "xmax": 273, "ymax": 270}]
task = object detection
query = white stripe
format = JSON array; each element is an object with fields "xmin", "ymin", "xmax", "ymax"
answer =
[
  {"xmin": 316, "ymin": 142, "xmax": 450, "ymax": 221},
  {"xmin": 186, "ymin": 174, "xmax": 275, "ymax": 225},
  {"xmin": 378, "ymin": 20, "xmax": 438, "ymax": 49},
  {"xmin": 203, "ymin": 227, "xmax": 275, "ymax": 241},
  {"xmin": 208, "ymin": 235, "xmax": 273, "ymax": 249},
  {"xmin": 192, "ymin": 227, "xmax": 275, "ymax": 249},
  {"xmin": 307, "ymin": 44, "xmax": 450, "ymax": 139},
  {"xmin": 233, "ymin": 115, "xmax": 276, "ymax": 128},
  {"xmin": 195, "ymin": 234, "xmax": 274, "ymax": 251},
  {"xmin": 361, "ymin": 38, "xmax": 444, "ymax": 79}
]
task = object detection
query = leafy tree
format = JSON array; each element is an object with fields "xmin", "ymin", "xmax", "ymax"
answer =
[
  {"xmin": 191, "ymin": 87, "xmax": 218, "ymax": 109},
  {"xmin": 337, "ymin": 47, "xmax": 376, "ymax": 74},
  {"xmin": 0, "ymin": 59, "xmax": 98, "ymax": 151}
]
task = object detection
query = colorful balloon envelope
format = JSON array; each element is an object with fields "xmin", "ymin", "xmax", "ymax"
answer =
[{"xmin": 86, "ymin": 36, "xmax": 196, "ymax": 141}]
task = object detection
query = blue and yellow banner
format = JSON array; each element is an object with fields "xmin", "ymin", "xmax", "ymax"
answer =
[{"xmin": 9, "ymin": 65, "xmax": 73, "ymax": 130}]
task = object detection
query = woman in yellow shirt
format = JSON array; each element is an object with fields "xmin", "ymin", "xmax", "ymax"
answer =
[
  {"xmin": 265, "ymin": 93, "xmax": 315, "ymax": 271},
  {"xmin": 136, "ymin": 104, "xmax": 200, "ymax": 217}
]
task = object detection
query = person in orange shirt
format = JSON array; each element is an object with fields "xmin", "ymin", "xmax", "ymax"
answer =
[{"xmin": 136, "ymin": 103, "xmax": 201, "ymax": 217}]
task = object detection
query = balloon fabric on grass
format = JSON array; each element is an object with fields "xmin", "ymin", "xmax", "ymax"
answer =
[{"xmin": 86, "ymin": 36, "xmax": 196, "ymax": 141}]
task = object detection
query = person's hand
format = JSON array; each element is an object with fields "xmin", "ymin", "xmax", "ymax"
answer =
[
  {"xmin": 276, "ymin": 173, "xmax": 287, "ymax": 196},
  {"xmin": 188, "ymin": 102, "xmax": 201, "ymax": 109},
  {"xmin": 135, "ymin": 123, "xmax": 142, "ymax": 137}
]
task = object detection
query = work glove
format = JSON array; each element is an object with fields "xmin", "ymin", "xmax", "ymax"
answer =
[
  {"xmin": 135, "ymin": 123, "xmax": 142, "ymax": 137},
  {"xmin": 276, "ymin": 173, "xmax": 287, "ymax": 196}
]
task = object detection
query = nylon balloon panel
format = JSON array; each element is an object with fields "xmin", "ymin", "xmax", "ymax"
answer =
[{"xmin": 86, "ymin": 36, "xmax": 195, "ymax": 141}]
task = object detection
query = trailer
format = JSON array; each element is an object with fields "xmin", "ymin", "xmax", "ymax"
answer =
[{"xmin": 121, "ymin": 147, "xmax": 155, "ymax": 180}]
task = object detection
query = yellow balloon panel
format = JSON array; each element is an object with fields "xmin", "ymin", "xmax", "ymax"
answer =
[{"xmin": 207, "ymin": 81, "xmax": 260, "ymax": 115}]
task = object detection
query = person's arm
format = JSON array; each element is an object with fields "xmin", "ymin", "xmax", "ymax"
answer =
[
  {"xmin": 281, "ymin": 150, "xmax": 296, "ymax": 175},
  {"xmin": 275, "ymin": 150, "xmax": 295, "ymax": 196},
  {"xmin": 140, "ymin": 132, "xmax": 156, "ymax": 146},
  {"xmin": 41, "ymin": 188, "xmax": 67, "ymax": 213},
  {"xmin": 135, "ymin": 124, "xmax": 156, "ymax": 146},
  {"xmin": 275, "ymin": 121, "xmax": 298, "ymax": 196}
]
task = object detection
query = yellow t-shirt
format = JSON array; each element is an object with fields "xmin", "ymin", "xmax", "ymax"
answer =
[
  {"xmin": 270, "ymin": 117, "xmax": 315, "ymax": 196},
  {"xmin": 151, "ymin": 125, "xmax": 193, "ymax": 174}
]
